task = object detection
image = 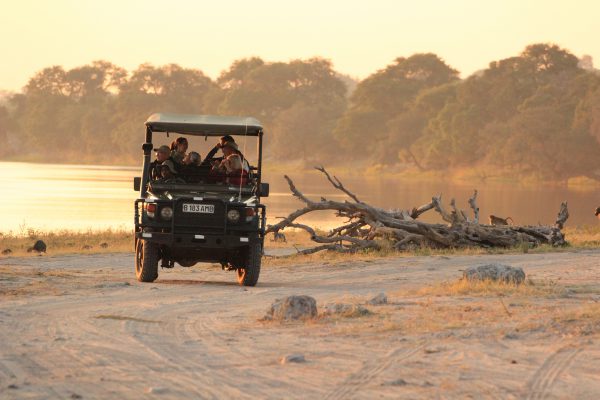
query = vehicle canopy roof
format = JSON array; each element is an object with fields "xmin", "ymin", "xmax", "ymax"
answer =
[{"xmin": 145, "ymin": 113, "xmax": 263, "ymax": 136}]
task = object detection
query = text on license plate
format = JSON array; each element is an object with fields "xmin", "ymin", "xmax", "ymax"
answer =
[{"xmin": 182, "ymin": 203, "xmax": 215, "ymax": 213}]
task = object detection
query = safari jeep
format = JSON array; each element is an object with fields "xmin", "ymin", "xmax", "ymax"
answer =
[{"xmin": 133, "ymin": 113, "xmax": 268, "ymax": 286}]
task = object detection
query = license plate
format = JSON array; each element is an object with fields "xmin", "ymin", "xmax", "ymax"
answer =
[{"xmin": 182, "ymin": 203, "xmax": 215, "ymax": 214}]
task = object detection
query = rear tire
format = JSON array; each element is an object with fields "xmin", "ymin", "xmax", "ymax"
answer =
[
  {"xmin": 236, "ymin": 242, "xmax": 262, "ymax": 287},
  {"xmin": 135, "ymin": 239, "xmax": 159, "ymax": 282}
]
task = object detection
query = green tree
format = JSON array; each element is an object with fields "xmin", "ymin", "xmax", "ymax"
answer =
[{"xmin": 334, "ymin": 53, "xmax": 459, "ymax": 156}]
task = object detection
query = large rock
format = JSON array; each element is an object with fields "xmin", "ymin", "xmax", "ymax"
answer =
[
  {"xmin": 463, "ymin": 264, "xmax": 525, "ymax": 284},
  {"xmin": 264, "ymin": 295, "xmax": 317, "ymax": 321},
  {"xmin": 32, "ymin": 240, "xmax": 47, "ymax": 253}
]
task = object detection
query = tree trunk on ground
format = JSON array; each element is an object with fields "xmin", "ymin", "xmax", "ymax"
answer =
[{"xmin": 266, "ymin": 167, "xmax": 569, "ymax": 255}]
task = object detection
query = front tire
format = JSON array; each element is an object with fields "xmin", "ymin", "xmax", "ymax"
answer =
[
  {"xmin": 236, "ymin": 242, "xmax": 262, "ymax": 287},
  {"xmin": 135, "ymin": 239, "xmax": 159, "ymax": 282}
]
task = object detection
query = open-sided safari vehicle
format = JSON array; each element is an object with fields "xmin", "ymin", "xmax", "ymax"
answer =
[{"xmin": 133, "ymin": 113, "xmax": 268, "ymax": 286}]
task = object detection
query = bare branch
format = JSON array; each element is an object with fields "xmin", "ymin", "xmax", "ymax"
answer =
[
  {"xmin": 554, "ymin": 201, "xmax": 569, "ymax": 230},
  {"xmin": 468, "ymin": 190, "xmax": 480, "ymax": 224},
  {"xmin": 315, "ymin": 166, "xmax": 362, "ymax": 203}
]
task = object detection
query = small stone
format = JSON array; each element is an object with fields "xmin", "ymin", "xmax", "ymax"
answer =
[
  {"xmin": 99, "ymin": 242, "xmax": 109, "ymax": 248},
  {"xmin": 280, "ymin": 354, "xmax": 306, "ymax": 364},
  {"xmin": 70, "ymin": 394, "xmax": 83, "ymax": 399},
  {"xmin": 82, "ymin": 245, "xmax": 93, "ymax": 250},
  {"xmin": 424, "ymin": 346, "xmax": 444, "ymax": 354},
  {"xmin": 322, "ymin": 303, "xmax": 370, "ymax": 317},
  {"xmin": 33, "ymin": 240, "xmax": 47, "ymax": 253},
  {"xmin": 385, "ymin": 378, "xmax": 407, "ymax": 386},
  {"xmin": 1, "ymin": 249, "xmax": 12, "ymax": 255},
  {"xmin": 8, "ymin": 384, "xmax": 18, "ymax": 389},
  {"xmin": 463, "ymin": 264, "xmax": 526, "ymax": 284},
  {"xmin": 504, "ymin": 332, "xmax": 519, "ymax": 340},
  {"xmin": 145, "ymin": 387, "xmax": 168, "ymax": 394},
  {"xmin": 511, "ymin": 360, "xmax": 518, "ymax": 364},
  {"xmin": 366, "ymin": 292, "xmax": 387, "ymax": 305},
  {"xmin": 264, "ymin": 296, "xmax": 317, "ymax": 321}
]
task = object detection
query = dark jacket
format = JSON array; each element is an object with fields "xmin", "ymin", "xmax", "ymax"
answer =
[{"xmin": 150, "ymin": 157, "xmax": 175, "ymax": 180}]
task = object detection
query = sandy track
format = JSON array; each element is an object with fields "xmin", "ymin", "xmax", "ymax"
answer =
[{"xmin": 1, "ymin": 250, "xmax": 599, "ymax": 399}]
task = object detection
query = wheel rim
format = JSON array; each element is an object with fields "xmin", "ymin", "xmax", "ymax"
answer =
[{"xmin": 135, "ymin": 241, "xmax": 143, "ymax": 276}]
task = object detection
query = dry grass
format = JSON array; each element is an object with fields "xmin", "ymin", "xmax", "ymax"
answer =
[
  {"xmin": 414, "ymin": 278, "xmax": 568, "ymax": 298},
  {"xmin": 0, "ymin": 228, "xmax": 133, "ymax": 257},
  {"xmin": 1, "ymin": 225, "xmax": 597, "ymax": 259},
  {"xmin": 564, "ymin": 225, "xmax": 600, "ymax": 248}
]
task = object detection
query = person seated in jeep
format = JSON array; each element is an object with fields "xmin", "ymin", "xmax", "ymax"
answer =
[
  {"xmin": 183, "ymin": 151, "xmax": 201, "ymax": 166},
  {"xmin": 170, "ymin": 137, "xmax": 188, "ymax": 165},
  {"xmin": 152, "ymin": 160, "xmax": 185, "ymax": 184},
  {"xmin": 202, "ymin": 135, "xmax": 234, "ymax": 165},
  {"xmin": 150, "ymin": 145, "xmax": 172, "ymax": 180},
  {"xmin": 210, "ymin": 142, "xmax": 250, "ymax": 185},
  {"xmin": 212, "ymin": 142, "xmax": 243, "ymax": 174}
]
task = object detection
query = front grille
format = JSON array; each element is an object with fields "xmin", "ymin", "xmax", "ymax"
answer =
[{"xmin": 173, "ymin": 199, "xmax": 226, "ymax": 233}]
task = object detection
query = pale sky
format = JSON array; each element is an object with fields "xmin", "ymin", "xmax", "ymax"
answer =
[{"xmin": 0, "ymin": 0, "xmax": 598, "ymax": 92}]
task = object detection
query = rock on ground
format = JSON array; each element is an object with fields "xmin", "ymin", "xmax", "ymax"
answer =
[
  {"xmin": 33, "ymin": 240, "xmax": 47, "ymax": 253},
  {"xmin": 280, "ymin": 354, "xmax": 306, "ymax": 364},
  {"xmin": 322, "ymin": 303, "xmax": 370, "ymax": 317},
  {"xmin": 366, "ymin": 292, "xmax": 387, "ymax": 305},
  {"xmin": 264, "ymin": 295, "xmax": 317, "ymax": 321},
  {"xmin": 463, "ymin": 264, "xmax": 525, "ymax": 284}
]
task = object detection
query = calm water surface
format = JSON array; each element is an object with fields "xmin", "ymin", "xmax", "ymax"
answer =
[{"xmin": 1, "ymin": 162, "xmax": 598, "ymax": 233}]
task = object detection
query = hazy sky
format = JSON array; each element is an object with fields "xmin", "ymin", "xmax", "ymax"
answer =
[{"xmin": 1, "ymin": 0, "xmax": 598, "ymax": 91}]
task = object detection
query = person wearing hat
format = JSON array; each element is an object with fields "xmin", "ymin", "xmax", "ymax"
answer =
[
  {"xmin": 150, "ymin": 145, "xmax": 173, "ymax": 180},
  {"xmin": 203, "ymin": 135, "xmax": 250, "ymax": 172},
  {"xmin": 202, "ymin": 135, "xmax": 235, "ymax": 165},
  {"xmin": 213, "ymin": 141, "xmax": 243, "ymax": 174},
  {"xmin": 153, "ymin": 160, "xmax": 185, "ymax": 184}
]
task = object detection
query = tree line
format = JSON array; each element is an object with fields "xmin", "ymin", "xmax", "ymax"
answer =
[{"xmin": 1, "ymin": 43, "xmax": 599, "ymax": 180}]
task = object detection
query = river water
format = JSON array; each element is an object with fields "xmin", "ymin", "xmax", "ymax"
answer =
[{"xmin": 1, "ymin": 161, "xmax": 598, "ymax": 233}]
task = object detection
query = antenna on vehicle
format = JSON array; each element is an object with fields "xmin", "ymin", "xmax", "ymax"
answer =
[{"xmin": 238, "ymin": 120, "xmax": 249, "ymax": 202}]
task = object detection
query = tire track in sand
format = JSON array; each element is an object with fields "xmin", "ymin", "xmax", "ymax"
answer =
[
  {"xmin": 525, "ymin": 345, "xmax": 582, "ymax": 400},
  {"xmin": 324, "ymin": 343, "xmax": 425, "ymax": 400}
]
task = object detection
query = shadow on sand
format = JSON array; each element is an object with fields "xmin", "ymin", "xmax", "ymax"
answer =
[{"xmin": 156, "ymin": 279, "xmax": 284, "ymax": 288}]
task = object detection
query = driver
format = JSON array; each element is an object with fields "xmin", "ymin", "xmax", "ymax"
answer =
[
  {"xmin": 154, "ymin": 160, "xmax": 185, "ymax": 184},
  {"xmin": 150, "ymin": 145, "xmax": 172, "ymax": 180}
]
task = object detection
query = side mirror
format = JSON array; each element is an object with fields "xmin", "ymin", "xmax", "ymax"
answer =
[
  {"xmin": 133, "ymin": 177, "xmax": 141, "ymax": 191},
  {"xmin": 259, "ymin": 182, "xmax": 269, "ymax": 197}
]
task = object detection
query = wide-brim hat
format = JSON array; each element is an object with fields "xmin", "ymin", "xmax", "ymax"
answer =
[
  {"xmin": 154, "ymin": 145, "xmax": 170, "ymax": 153},
  {"xmin": 222, "ymin": 141, "xmax": 239, "ymax": 151}
]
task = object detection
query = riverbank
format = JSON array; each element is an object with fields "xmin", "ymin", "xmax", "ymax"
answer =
[{"xmin": 2, "ymin": 226, "xmax": 598, "ymax": 259}]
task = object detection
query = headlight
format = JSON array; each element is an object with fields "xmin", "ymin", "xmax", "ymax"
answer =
[
  {"xmin": 227, "ymin": 209, "xmax": 240, "ymax": 223},
  {"xmin": 160, "ymin": 207, "xmax": 173, "ymax": 220}
]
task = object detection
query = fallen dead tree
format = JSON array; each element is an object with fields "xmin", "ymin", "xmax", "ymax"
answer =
[{"xmin": 266, "ymin": 167, "xmax": 569, "ymax": 254}]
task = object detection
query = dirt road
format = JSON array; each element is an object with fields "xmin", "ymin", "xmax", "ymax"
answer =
[{"xmin": 1, "ymin": 250, "xmax": 599, "ymax": 399}]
